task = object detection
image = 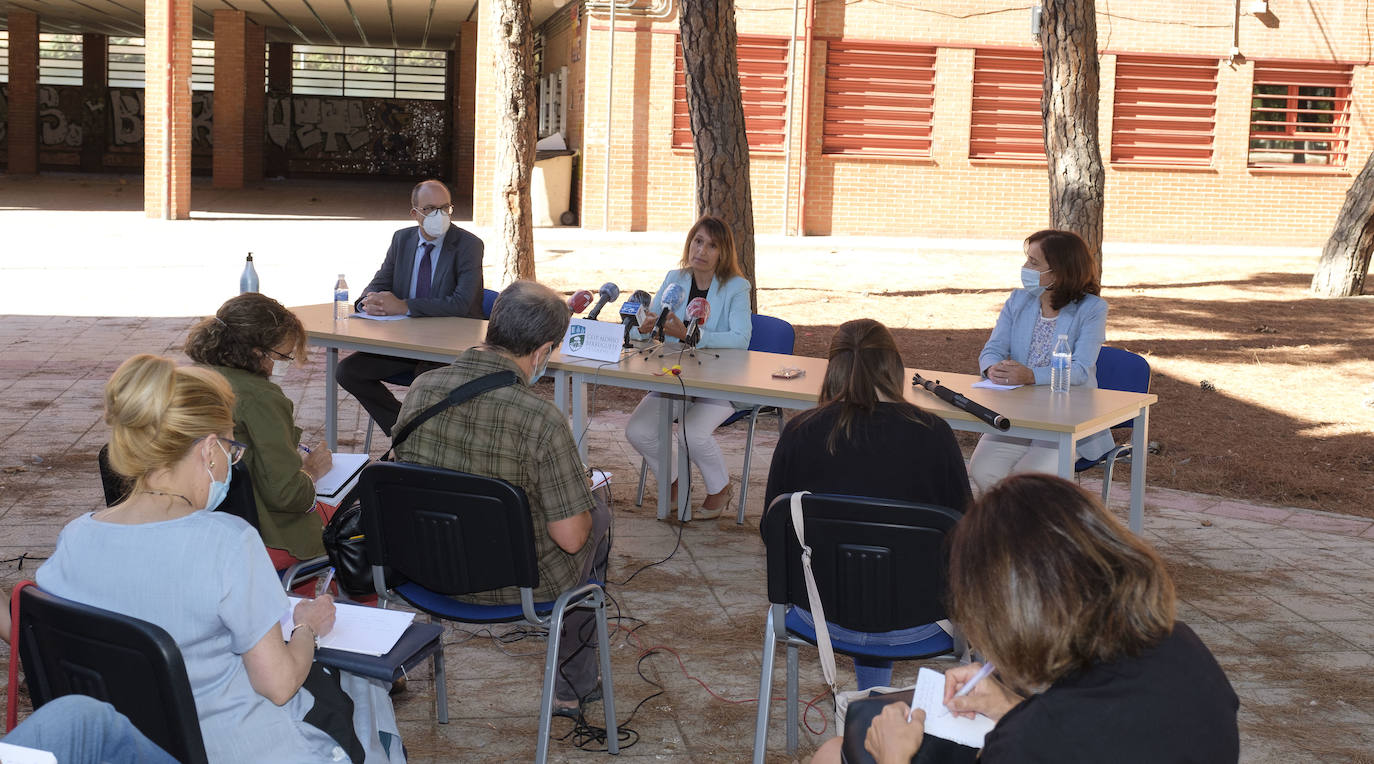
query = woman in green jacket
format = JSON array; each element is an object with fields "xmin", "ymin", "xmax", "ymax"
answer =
[{"xmin": 185, "ymin": 293, "xmax": 333, "ymax": 568}]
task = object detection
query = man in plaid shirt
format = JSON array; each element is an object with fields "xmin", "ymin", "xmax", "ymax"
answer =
[{"xmin": 394, "ymin": 280, "xmax": 610, "ymax": 717}]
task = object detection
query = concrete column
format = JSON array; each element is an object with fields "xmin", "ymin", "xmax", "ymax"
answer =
[
  {"xmin": 265, "ymin": 42, "xmax": 292, "ymax": 178},
  {"xmin": 144, "ymin": 0, "xmax": 193, "ymax": 219},
  {"xmin": 453, "ymin": 24, "xmax": 478, "ymax": 209},
  {"xmin": 6, "ymin": 10, "xmax": 40, "ymax": 175},
  {"xmin": 80, "ymin": 34, "xmax": 108, "ymax": 172}
]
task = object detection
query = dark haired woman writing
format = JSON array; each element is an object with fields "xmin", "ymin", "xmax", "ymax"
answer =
[
  {"xmin": 969, "ymin": 229, "xmax": 1112, "ymax": 493},
  {"xmin": 185, "ymin": 293, "xmax": 333, "ymax": 568},
  {"xmin": 813, "ymin": 474, "xmax": 1238, "ymax": 764},
  {"xmin": 763, "ymin": 319, "xmax": 971, "ymax": 689}
]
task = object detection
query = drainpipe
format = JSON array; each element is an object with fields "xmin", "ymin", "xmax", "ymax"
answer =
[
  {"xmin": 794, "ymin": 0, "xmax": 815, "ymax": 236},
  {"xmin": 602, "ymin": 0, "xmax": 617, "ymax": 230},
  {"xmin": 781, "ymin": 0, "xmax": 801, "ymax": 235},
  {"xmin": 164, "ymin": 7, "xmax": 174, "ymax": 220}
]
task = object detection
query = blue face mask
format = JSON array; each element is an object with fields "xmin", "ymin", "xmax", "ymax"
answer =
[
  {"xmin": 1021, "ymin": 266, "xmax": 1051, "ymax": 295},
  {"xmin": 529, "ymin": 346, "xmax": 551, "ymax": 386},
  {"xmin": 203, "ymin": 441, "xmax": 233, "ymax": 512}
]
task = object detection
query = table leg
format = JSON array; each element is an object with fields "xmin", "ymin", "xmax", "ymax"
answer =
[
  {"xmin": 656, "ymin": 398, "xmax": 674, "ymax": 521},
  {"xmin": 678, "ymin": 408, "xmax": 692, "ymax": 522},
  {"xmin": 571, "ymin": 374, "xmax": 589, "ymax": 463},
  {"xmin": 1056, "ymin": 432, "xmax": 1074, "ymax": 478},
  {"xmin": 1129, "ymin": 407, "xmax": 1150, "ymax": 534},
  {"xmin": 554, "ymin": 371, "xmax": 569, "ymax": 415},
  {"xmin": 325, "ymin": 347, "xmax": 338, "ymax": 451}
]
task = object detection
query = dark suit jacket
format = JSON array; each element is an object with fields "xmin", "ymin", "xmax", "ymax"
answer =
[{"xmin": 356, "ymin": 224, "xmax": 485, "ymax": 317}]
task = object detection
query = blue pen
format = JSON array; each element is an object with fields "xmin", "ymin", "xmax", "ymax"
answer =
[{"xmin": 298, "ymin": 443, "xmax": 311, "ymax": 455}]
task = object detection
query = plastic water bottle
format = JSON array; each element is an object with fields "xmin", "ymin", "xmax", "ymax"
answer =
[
  {"xmin": 333, "ymin": 274, "xmax": 350, "ymax": 320},
  {"xmin": 239, "ymin": 253, "xmax": 259, "ymax": 293},
  {"xmin": 1050, "ymin": 334, "xmax": 1072, "ymax": 394}
]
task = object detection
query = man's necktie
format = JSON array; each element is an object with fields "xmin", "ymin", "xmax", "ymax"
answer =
[{"xmin": 416, "ymin": 242, "xmax": 434, "ymax": 300}]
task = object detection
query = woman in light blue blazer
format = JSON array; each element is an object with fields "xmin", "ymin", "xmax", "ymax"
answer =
[
  {"xmin": 626, "ymin": 215, "xmax": 753, "ymax": 519},
  {"xmin": 970, "ymin": 229, "xmax": 1113, "ymax": 493}
]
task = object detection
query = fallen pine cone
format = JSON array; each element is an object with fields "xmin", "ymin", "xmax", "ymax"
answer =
[{"xmin": 1200, "ymin": 380, "xmax": 1216, "ymax": 392}]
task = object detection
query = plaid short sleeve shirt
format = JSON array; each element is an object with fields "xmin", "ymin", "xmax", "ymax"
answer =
[{"xmin": 393, "ymin": 347, "xmax": 596, "ymax": 605}]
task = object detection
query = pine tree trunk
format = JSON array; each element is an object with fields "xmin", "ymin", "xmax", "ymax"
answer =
[
  {"xmin": 1312, "ymin": 150, "xmax": 1374, "ymax": 297},
  {"xmin": 492, "ymin": 0, "xmax": 537, "ymax": 283},
  {"xmin": 1040, "ymin": 0, "xmax": 1105, "ymax": 262},
  {"xmin": 679, "ymin": 0, "xmax": 758, "ymax": 310}
]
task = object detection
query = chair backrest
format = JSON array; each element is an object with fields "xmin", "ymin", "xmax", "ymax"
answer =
[
  {"xmin": 1095, "ymin": 346, "xmax": 1151, "ymax": 430},
  {"xmin": 357, "ymin": 461, "xmax": 540, "ymax": 595},
  {"xmin": 482, "ymin": 288, "xmax": 499, "ymax": 319},
  {"xmin": 749, "ymin": 314, "xmax": 796, "ymax": 355},
  {"xmin": 16, "ymin": 587, "xmax": 209, "ymax": 764},
  {"xmin": 97, "ymin": 444, "xmax": 258, "ymax": 529},
  {"xmin": 762, "ymin": 493, "xmax": 962, "ymax": 634}
]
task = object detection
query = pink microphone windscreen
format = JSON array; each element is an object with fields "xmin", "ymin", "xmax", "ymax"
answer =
[
  {"xmin": 685, "ymin": 297, "xmax": 711, "ymax": 322},
  {"xmin": 567, "ymin": 290, "xmax": 593, "ymax": 313}
]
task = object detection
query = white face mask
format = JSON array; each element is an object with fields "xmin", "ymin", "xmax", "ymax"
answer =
[
  {"xmin": 270, "ymin": 359, "xmax": 291, "ymax": 380},
  {"xmin": 421, "ymin": 209, "xmax": 450, "ymax": 238},
  {"xmin": 529, "ymin": 345, "xmax": 551, "ymax": 386},
  {"xmin": 1021, "ymin": 266, "xmax": 1053, "ymax": 295}
]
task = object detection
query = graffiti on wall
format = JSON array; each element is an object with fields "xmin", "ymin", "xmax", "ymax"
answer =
[
  {"xmin": 107, "ymin": 89, "xmax": 215, "ymax": 149},
  {"xmin": 267, "ymin": 94, "xmax": 445, "ymax": 176}
]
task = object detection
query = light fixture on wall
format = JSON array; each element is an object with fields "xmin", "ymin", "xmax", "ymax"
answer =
[
  {"xmin": 1030, "ymin": 5, "xmax": 1042, "ymax": 39},
  {"xmin": 1247, "ymin": 0, "xmax": 1269, "ymax": 14}
]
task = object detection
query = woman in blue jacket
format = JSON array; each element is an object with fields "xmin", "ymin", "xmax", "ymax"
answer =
[
  {"xmin": 970, "ymin": 229, "xmax": 1112, "ymax": 493},
  {"xmin": 626, "ymin": 215, "xmax": 753, "ymax": 519}
]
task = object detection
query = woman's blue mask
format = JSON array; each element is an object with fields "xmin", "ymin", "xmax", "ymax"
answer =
[{"xmin": 203, "ymin": 441, "xmax": 233, "ymax": 512}]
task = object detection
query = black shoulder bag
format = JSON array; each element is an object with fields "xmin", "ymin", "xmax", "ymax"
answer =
[{"xmin": 322, "ymin": 370, "xmax": 521, "ymax": 595}]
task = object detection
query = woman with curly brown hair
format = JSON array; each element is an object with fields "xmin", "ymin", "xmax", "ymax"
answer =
[
  {"xmin": 185, "ymin": 293, "xmax": 333, "ymax": 567},
  {"xmin": 814, "ymin": 474, "xmax": 1238, "ymax": 764}
]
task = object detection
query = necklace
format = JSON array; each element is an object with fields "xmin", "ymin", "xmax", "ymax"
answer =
[{"xmin": 141, "ymin": 489, "xmax": 194, "ymax": 508}]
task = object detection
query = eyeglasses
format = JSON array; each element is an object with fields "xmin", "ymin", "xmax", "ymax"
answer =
[
  {"xmin": 415, "ymin": 203, "xmax": 455, "ymax": 216},
  {"xmin": 267, "ymin": 348, "xmax": 295, "ymax": 362},
  {"xmin": 199, "ymin": 436, "xmax": 248, "ymax": 465}
]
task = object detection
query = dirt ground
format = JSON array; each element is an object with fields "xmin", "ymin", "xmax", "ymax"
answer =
[{"xmin": 534, "ymin": 240, "xmax": 1374, "ymax": 520}]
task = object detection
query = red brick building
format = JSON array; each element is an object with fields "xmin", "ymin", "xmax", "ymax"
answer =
[{"xmin": 521, "ymin": 0, "xmax": 1372, "ymax": 245}]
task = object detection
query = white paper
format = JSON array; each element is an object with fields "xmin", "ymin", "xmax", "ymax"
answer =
[
  {"xmin": 351, "ymin": 312, "xmax": 408, "ymax": 321},
  {"xmin": 560, "ymin": 318, "xmax": 624, "ymax": 363},
  {"xmin": 314, "ymin": 453, "xmax": 370, "ymax": 500},
  {"xmin": 0, "ymin": 742, "xmax": 58, "ymax": 764},
  {"xmin": 972, "ymin": 378, "xmax": 1022, "ymax": 390},
  {"xmin": 281, "ymin": 597, "xmax": 416, "ymax": 656},
  {"xmin": 914, "ymin": 667, "xmax": 996, "ymax": 748},
  {"xmin": 590, "ymin": 469, "xmax": 612, "ymax": 490}
]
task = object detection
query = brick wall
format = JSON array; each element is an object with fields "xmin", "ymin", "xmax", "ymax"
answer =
[
  {"xmin": 551, "ymin": 0, "xmax": 1374, "ymax": 245},
  {"xmin": 6, "ymin": 11, "xmax": 39, "ymax": 175},
  {"xmin": 144, "ymin": 0, "xmax": 193, "ymax": 219}
]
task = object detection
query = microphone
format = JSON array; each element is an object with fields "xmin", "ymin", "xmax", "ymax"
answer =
[
  {"xmin": 654, "ymin": 283, "xmax": 686, "ymax": 341},
  {"xmin": 567, "ymin": 289, "xmax": 593, "ymax": 314},
  {"xmin": 585, "ymin": 282, "xmax": 620, "ymax": 321},
  {"xmin": 912, "ymin": 372, "xmax": 1011, "ymax": 431},
  {"xmin": 683, "ymin": 297, "xmax": 710, "ymax": 346},
  {"xmin": 619, "ymin": 289, "xmax": 651, "ymax": 347}
]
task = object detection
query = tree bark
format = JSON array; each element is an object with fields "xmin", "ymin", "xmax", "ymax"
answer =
[
  {"xmin": 492, "ymin": 0, "xmax": 537, "ymax": 283},
  {"xmin": 1312, "ymin": 150, "xmax": 1374, "ymax": 297},
  {"xmin": 1040, "ymin": 0, "xmax": 1105, "ymax": 262},
  {"xmin": 679, "ymin": 0, "xmax": 758, "ymax": 310}
]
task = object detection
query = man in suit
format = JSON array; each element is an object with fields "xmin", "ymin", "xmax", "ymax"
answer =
[{"xmin": 337, "ymin": 179, "xmax": 485, "ymax": 436}]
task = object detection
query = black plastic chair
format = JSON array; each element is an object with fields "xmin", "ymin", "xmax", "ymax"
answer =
[
  {"xmin": 752, "ymin": 493, "xmax": 964, "ymax": 761},
  {"xmin": 356, "ymin": 461, "xmax": 618, "ymax": 763},
  {"xmin": 15, "ymin": 586, "xmax": 209, "ymax": 764}
]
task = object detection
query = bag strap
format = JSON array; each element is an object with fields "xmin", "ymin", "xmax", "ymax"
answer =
[
  {"xmin": 790, "ymin": 491, "xmax": 838, "ymax": 697},
  {"xmin": 7, "ymin": 580, "xmax": 36, "ymax": 732},
  {"xmin": 384, "ymin": 370, "xmax": 520, "ymax": 459}
]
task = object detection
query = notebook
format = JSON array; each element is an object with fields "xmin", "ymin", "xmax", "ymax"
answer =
[
  {"xmin": 280, "ymin": 597, "xmax": 415, "ymax": 656},
  {"xmin": 314, "ymin": 453, "xmax": 370, "ymax": 500}
]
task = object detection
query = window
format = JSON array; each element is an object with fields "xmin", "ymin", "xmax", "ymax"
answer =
[
  {"xmin": 1249, "ymin": 61, "xmax": 1352, "ymax": 167},
  {"xmin": 822, "ymin": 42, "xmax": 936, "ymax": 157},
  {"xmin": 673, "ymin": 35, "xmax": 789, "ymax": 152},
  {"xmin": 969, "ymin": 48, "xmax": 1043, "ymax": 160},
  {"xmin": 108, "ymin": 38, "xmax": 215, "ymax": 90},
  {"xmin": 1111, "ymin": 55, "xmax": 1217, "ymax": 167},
  {"xmin": 292, "ymin": 46, "xmax": 446, "ymax": 100},
  {"xmin": 39, "ymin": 33, "xmax": 82, "ymax": 86},
  {"xmin": 1, "ymin": 32, "xmax": 9, "ymax": 83}
]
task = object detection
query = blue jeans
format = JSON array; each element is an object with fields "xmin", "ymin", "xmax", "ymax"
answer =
[
  {"xmin": 793, "ymin": 607, "xmax": 946, "ymax": 690},
  {"xmin": 5, "ymin": 695, "xmax": 177, "ymax": 764}
]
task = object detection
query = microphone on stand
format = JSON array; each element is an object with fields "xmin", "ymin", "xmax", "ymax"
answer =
[
  {"xmin": 619, "ymin": 289, "xmax": 651, "ymax": 348},
  {"xmin": 683, "ymin": 297, "xmax": 711, "ymax": 346},
  {"xmin": 585, "ymin": 282, "xmax": 620, "ymax": 321},
  {"xmin": 566, "ymin": 290, "xmax": 593, "ymax": 314},
  {"xmin": 653, "ymin": 283, "xmax": 686, "ymax": 342}
]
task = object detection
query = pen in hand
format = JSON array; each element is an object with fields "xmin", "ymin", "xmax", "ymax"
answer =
[
  {"xmin": 298, "ymin": 443, "xmax": 311, "ymax": 455},
  {"xmin": 934, "ymin": 662, "xmax": 997, "ymax": 719},
  {"xmin": 316, "ymin": 567, "xmax": 336, "ymax": 598}
]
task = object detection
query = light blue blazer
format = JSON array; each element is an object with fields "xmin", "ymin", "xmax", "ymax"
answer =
[
  {"xmin": 633, "ymin": 269, "xmax": 753, "ymax": 349},
  {"xmin": 978, "ymin": 290, "xmax": 1113, "ymax": 461}
]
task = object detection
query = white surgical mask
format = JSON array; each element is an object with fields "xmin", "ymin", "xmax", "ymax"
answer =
[
  {"xmin": 203, "ymin": 441, "xmax": 233, "ymax": 512},
  {"xmin": 529, "ymin": 346, "xmax": 551, "ymax": 386},
  {"xmin": 421, "ymin": 209, "xmax": 450, "ymax": 238},
  {"xmin": 1021, "ymin": 266, "xmax": 1053, "ymax": 295},
  {"xmin": 270, "ymin": 359, "xmax": 291, "ymax": 380}
]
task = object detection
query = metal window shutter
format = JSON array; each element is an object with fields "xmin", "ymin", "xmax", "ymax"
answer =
[
  {"xmin": 822, "ymin": 41, "xmax": 936, "ymax": 157},
  {"xmin": 1111, "ymin": 55, "xmax": 1217, "ymax": 166},
  {"xmin": 1248, "ymin": 61, "xmax": 1352, "ymax": 167},
  {"xmin": 673, "ymin": 35, "xmax": 790, "ymax": 152},
  {"xmin": 970, "ymin": 48, "xmax": 1044, "ymax": 160}
]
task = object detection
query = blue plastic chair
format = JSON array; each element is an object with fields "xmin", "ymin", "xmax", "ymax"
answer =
[
  {"xmin": 1074, "ymin": 346, "xmax": 1151, "ymax": 505},
  {"xmin": 356, "ymin": 462, "xmax": 617, "ymax": 763},
  {"xmin": 752, "ymin": 493, "xmax": 961, "ymax": 760},
  {"xmin": 363, "ymin": 288, "xmax": 499, "ymax": 451},
  {"xmin": 634, "ymin": 313, "xmax": 796, "ymax": 523}
]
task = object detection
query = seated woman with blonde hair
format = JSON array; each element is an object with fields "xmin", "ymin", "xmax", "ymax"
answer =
[
  {"xmin": 814, "ymin": 474, "xmax": 1237, "ymax": 764},
  {"xmin": 37, "ymin": 354, "xmax": 404, "ymax": 762}
]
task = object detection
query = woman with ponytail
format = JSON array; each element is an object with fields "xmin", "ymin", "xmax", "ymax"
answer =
[
  {"xmin": 37, "ymin": 355, "xmax": 405, "ymax": 763},
  {"xmin": 762, "ymin": 319, "xmax": 971, "ymax": 690}
]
